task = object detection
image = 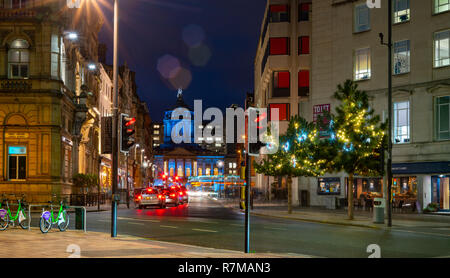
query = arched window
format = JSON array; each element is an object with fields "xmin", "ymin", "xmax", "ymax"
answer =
[{"xmin": 8, "ymin": 39, "xmax": 29, "ymax": 79}]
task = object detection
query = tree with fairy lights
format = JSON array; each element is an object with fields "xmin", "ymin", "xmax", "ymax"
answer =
[
  {"xmin": 255, "ymin": 115, "xmax": 326, "ymax": 214},
  {"xmin": 317, "ymin": 80, "xmax": 387, "ymax": 220}
]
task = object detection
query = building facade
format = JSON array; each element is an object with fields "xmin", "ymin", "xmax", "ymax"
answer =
[{"xmin": 254, "ymin": 0, "xmax": 450, "ymax": 211}]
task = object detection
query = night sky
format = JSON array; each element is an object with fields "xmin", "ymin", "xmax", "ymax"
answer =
[{"xmin": 98, "ymin": 0, "xmax": 266, "ymax": 122}]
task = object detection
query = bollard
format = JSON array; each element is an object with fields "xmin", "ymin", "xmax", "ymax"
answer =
[{"xmin": 75, "ymin": 208, "xmax": 84, "ymax": 230}]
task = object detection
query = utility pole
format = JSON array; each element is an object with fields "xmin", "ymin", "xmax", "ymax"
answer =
[
  {"xmin": 244, "ymin": 151, "xmax": 250, "ymax": 253},
  {"xmin": 111, "ymin": 0, "xmax": 119, "ymax": 238},
  {"xmin": 380, "ymin": 0, "xmax": 393, "ymax": 227}
]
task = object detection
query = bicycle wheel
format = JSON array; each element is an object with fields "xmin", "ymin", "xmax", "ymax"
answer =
[
  {"xmin": 0, "ymin": 210, "xmax": 9, "ymax": 231},
  {"xmin": 58, "ymin": 210, "xmax": 69, "ymax": 232},
  {"xmin": 39, "ymin": 215, "xmax": 52, "ymax": 233},
  {"xmin": 19, "ymin": 208, "xmax": 29, "ymax": 229}
]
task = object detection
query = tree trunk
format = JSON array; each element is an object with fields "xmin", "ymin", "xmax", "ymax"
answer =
[
  {"xmin": 287, "ymin": 175, "xmax": 292, "ymax": 214},
  {"xmin": 348, "ymin": 173, "xmax": 354, "ymax": 220}
]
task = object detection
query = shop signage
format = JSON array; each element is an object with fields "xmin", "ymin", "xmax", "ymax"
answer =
[
  {"xmin": 392, "ymin": 162, "xmax": 450, "ymax": 174},
  {"xmin": 313, "ymin": 104, "xmax": 331, "ymax": 137},
  {"xmin": 101, "ymin": 116, "xmax": 112, "ymax": 154},
  {"xmin": 5, "ymin": 132, "xmax": 29, "ymax": 139}
]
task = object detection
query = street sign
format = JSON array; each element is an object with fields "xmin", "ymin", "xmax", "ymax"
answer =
[{"xmin": 101, "ymin": 116, "xmax": 112, "ymax": 154}]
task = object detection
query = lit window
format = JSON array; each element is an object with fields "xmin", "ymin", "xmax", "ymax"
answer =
[
  {"xmin": 154, "ymin": 125, "xmax": 160, "ymax": 128},
  {"xmin": 269, "ymin": 5, "xmax": 290, "ymax": 22},
  {"xmin": 354, "ymin": 4, "xmax": 370, "ymax": 33},
  {"xmin": 434, "ymin": 30, "xmax": 450, "ymax": 68},
  {"xmin": 394, "ymin": 101, "xmax": 410, "ymax": 144},
  {"xmin": 8, "ymin": 39, "xmax": 29, "ymax": 79},
  {"xmin": 298, "ymin": 70, "xmax": 310, "ymax": 97},
  {"xmin": 154, "ymin": 130, "xmax": 160, "ymax": 135},
  {"xmin": 394, "ymin": 40, "xmax": 410, "ymax": 74},
  {"xmin": 269, "ymin": 103, "xmax": 290, "ymax": 121},
  {"xmin": 435, "ymin": 0, "xmax": 450, "ymax": 14},
  {"xmin": 435, "ymin": 96, "xmax": 450, "ymax": 140},
  {"xmin": 394, "ymin": 0, "xmax": 410, "ymax": 23},
  {"xmin": 354, "ymin": 48, "xmax": 371, "ymax": 80},
  {"xmin": 273, "ymin": 71, "xmax": 290, "ymax": 97},
  {"xmin": 51, "ymin": 35, "xmax": 60, "ymax": 78},
  {"xmin": 8, "ymin": 146, "xmax": 27, "ymax": 180},
  {"xmin": 269, "ymin": 37, "xmax": 290, "ymax": 55}
]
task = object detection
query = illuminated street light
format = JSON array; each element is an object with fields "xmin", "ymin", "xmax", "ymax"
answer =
[
  {"xmin": 67, "ymin": 32, "xmax": 78, "ymax": 40},
  {"xmin": 88, "ymin": 63, "xmax": 97, "ymax": 70}
]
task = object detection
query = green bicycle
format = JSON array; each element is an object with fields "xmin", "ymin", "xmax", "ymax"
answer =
[
  {"xmin": 0, "ymin": 194, "xmax": 29, "ymax": 231},
  {"xmin": 39, "ymin": 200, "xmax": 69, "ymax": 233}
]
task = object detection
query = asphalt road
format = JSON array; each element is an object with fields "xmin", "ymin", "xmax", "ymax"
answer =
[{"xmin": 29, "ymin": 196, "xmax": 450, "ymax": 258}]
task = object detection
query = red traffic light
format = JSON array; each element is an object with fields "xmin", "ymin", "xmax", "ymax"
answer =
[{"xmin": 125, "ymin": 117, "xmax": 136, "ymax": 126}]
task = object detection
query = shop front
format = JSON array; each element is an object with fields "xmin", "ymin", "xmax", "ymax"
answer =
[{"xmin": 431, "ymin": 175, "xmax": 450, "ymax": 211}]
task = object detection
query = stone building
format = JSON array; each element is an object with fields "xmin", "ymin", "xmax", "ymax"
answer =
[{"xmin": 0, "ymin": 0, "xmax": 102, "ymax": 200}]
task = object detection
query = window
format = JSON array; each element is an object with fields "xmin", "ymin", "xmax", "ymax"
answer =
[
  {"xmin": 394, "ymin": 101, "xmax": 410, "ymax": 144},
  {"xmin": 354, "ymin": 48, "xmax": 371, "ymax": 80},
  {"xmin": 434, "ymin": 30, "xmax": 450, "ymax": 68},
  {"xmin": 436, "ymin": 96, "xmax": 450, "ymax": 140},
  {"xmin": 298, "ymin": 70, "xmax": 310, "ymax": 97},
  {"xmin": 269, "ymin": 5, "xmax": 289, "ymax": 22},
  {"xmin": 318, "ymin": 178, "xmax": 341, "ymax": 195},
  {"xmin": 8, "ymin": 39, "xmax": 29, "ymax": 79},
  {"xmin": 394, "ymin": 40, "xmax": 410, "ymax": 74},
  {"xmin": 298, "ymin": 36, "xmax": 310, "ymax": 55},
  {"xmin": 269, "ymin": 103, "xmax": 290, "ymax": 121},
  {"xmin": 51, "ymin": 34, "xmax": 60, "ymax": 78},
  {"xmin": 2, "ymin": 0, "xmax": 29, "ymax": 9},
  {"xmin": 394, "ymin": 0, "xmax": 410, "ymax": 23},
  {"xmin": 354, "ymin": 4, "xmax": 370, "ymax": 32},
  {"xmin": 269, "ymin": 37, "xmax": 290, "ymax": 55},
  {"xmin": 272, "ymin": 71, "xmax": 290, "ymax": 97},
  {"xmin": 298, "ymin": 3, "xmax": 310, "ymax": 21},
  {"xmin": 154, "ymin": 130, "xmax": 160, "ymax": 135},
  {"xmin": 8, "ymin": 146, "xmax": 26, "ymax": 180},
  {"xmin": 435, "ymin": 0, "xmax": 450, "ymax": 14}
]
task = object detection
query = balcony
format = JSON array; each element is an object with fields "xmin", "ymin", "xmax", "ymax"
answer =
[{"xmin": 0, "ymin": 79, "xmax": 32, "ymax": 91}]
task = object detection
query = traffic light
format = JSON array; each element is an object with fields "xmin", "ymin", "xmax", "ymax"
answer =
[
  {"xmin": 247, "ymin": 108, "xmax": 266, "ymax": 157},
  {"xmin": 120, "ymin": 114, "xmax": 136, "ymax": 153}
]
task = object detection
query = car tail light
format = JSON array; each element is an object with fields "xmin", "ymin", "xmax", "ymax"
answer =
[
  {"xmin": 137, "ymin": 195, "xmax": 142, "ymax": 200},
  {"xmin": 170, "ymin": 193, "xmax": 175, "ymax": 198},
  {"xmin": 158, "ymin": 195, "xmax": 163, "ymax": 199},
  {"xmin": 147, "ymin": 188, "xmax": 152, "ymax": 193},
  {"xmin": 179, "ymin": 192, "xmax": 183, "ymax": 196}
]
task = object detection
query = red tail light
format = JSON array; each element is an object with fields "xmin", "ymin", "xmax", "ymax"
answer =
[
  {"xmin": 158, "ymin": 195, "xmax": 162, "ymax": 199},
  {"xmin": 137, "ymin": 195, "xmax": 142, "ymax": 200},
  {"xmin": 170, "ymin": 194, "xmax": 175, "ymax": 198},
  {"xmin": 179, "ymin": 192, "xmax": 183, "ymax": 196},
  {"xmin": 147, "ymin": 188, "xmax": 152, "ymax": 193}
]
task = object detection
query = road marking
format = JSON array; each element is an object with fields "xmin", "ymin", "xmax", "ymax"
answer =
[
  {"xmin": 192, "ymin": 228, "xmax": 218, "ymax": 233},
  {"xmin": 230, "ymin": 224, "xmax": 244, "ymax": 227},
  {"xmin": 392, "ymin": 228, "xmax": 450, "ymax": 238},
  {"xmin": 160, "ymin": 225, "xmax": 178, "ymax": 229},
  {"xmin": 118, "ymin": 217, "xmax": 160, "ymax": 223},
  {"xmin": 264, "ymin": 226, "xmax": 287, "ymax": 231},
  {"xmin": 128, "ymin": 222, "xmax": 145, "ymax": 226},
  {"xmin": 97, "ymin": 219, "xmax": 109, "ymax": 222}
]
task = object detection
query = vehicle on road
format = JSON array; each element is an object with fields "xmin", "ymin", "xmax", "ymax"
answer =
[
  {"xmin": 175, "ymin": 185, "xmax": 189, "ymax": 204},
  {"xmin": 163, "ymin": 188, "xmax": 180, "ymax": 206},
  {"xmin": 135, "ymin": 187, "xmax": 166, "ymax": 209}
]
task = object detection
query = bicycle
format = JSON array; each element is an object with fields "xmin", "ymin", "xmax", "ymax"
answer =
[
  {"xmin": 39, "ymin": 200, "xmax": 69, "ymax": 233},
  {"xmin": 0, "ymin": 194, "xmax": 29, "ymax": 231}
]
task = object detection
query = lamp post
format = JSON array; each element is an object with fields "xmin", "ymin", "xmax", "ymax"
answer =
[
  {"xmin": 111, "ymin": 0, "xmax": 120, "ymax": 237},
  {"xmin": 379, "ymin": 0, "xmax": 393, "ymax": 227},
  {"xmin": 73, "ymin": 85, "xmax": 89, "ymax": 179}
]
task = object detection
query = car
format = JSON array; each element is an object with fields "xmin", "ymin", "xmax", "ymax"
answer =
[
  {"xmin": 163, "ymin": 188, "xmax": 180, "ymax": 206},
  {"xmin": 134, "ymin": 187, "xmax": 166, "ymax": 209},
  {"xmin": 175, "ymin": 185, "xmax": 189, "ymax": 204}
]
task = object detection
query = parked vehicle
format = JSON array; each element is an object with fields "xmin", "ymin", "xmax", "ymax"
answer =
[
  {"xmin": 0, "ymin": 194, "xmax": 29, "ymax": 231},
  {"xmin": 134, "ymin": 187, "xmax": 166, "ymax": 209},
  {"xmin": 39, "ymin": 201, "xmax": 69, "ymax": 233}
]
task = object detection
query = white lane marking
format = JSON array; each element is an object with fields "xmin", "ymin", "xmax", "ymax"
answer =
[
  {"xmin": 118, "ymin": 217, "xmax": 160, "ymax": 223},
  {"xmin": 264, "ymin": 226, "xmax": 287, "ymax": 231},
  {"xmin": 98, "ymin": 219, "xmax": 109, "ymax": 222},
  {"xmin": 192, "ymin": 228, "xmax": 218, "ymax": 233},
  {"xmin": 160, "ymin": 225, "xmax": 178, "ymax": 229},
  {"xmin": 128, "ymin": 222, "xmax": 145, "ymax": 226},
  {"xmin": 392, "ymin": 228, "xmax": 450, "ymax": 238}
]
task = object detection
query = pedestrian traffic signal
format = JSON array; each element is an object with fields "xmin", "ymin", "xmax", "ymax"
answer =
[
  {"xmin": 247, "ymin": 108, "xmax": 266, "ymax": 157},
  {"xmin": 120, "ymin": 114, "xmax": 136, "ymax": 153}
]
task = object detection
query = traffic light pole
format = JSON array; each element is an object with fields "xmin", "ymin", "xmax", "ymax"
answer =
[
  {"xmin": 111, "ymin": 0, "xmax": 119, "ymax": 238},
  {"xmin": 387, "ymin": 0, "xmax": 393, "ymax": 228},
  {"xmin": 244, "ymin": 152, "xmax": 250, "ymax": 253}
]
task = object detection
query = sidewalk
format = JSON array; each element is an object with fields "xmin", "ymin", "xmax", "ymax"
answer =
[
  {"xmin": 0, "ymin": 228, "xmax": 308, "ymax": 258},
  {"xmin": 219, "ymin": 199, "xmax": 450, "ymax": 230}
]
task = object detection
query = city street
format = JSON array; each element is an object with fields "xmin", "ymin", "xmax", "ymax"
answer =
[{"xmin": 46, "ymin": 196, "xmax": 450, "ymax": 258}]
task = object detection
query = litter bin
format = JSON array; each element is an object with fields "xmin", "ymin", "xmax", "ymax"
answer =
[
  {"xmin": 373, "ymin": 197, "xmax": 385, "ymax": 224},
  {"xmin": 75, "ymin": 208, "xmax": 84, "ymax": 230}
]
